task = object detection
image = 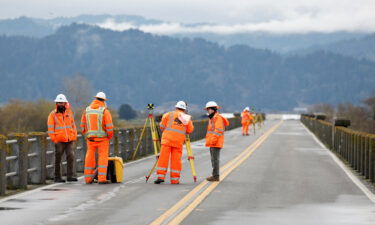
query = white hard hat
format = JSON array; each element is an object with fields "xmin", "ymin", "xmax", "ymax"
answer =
[
  {"xmin": 94, "ymin": 91, "xmax": 107, "ymax": 100},
  {"xmin": 54, "ymin": 94, "xmax": 68, "ymax": 103},
  {"xmin": 175, "ymin": 100, "xmax": 187, "ymax": 110},
  {"xmin": 205, "ymin": 101, "xmax": 220, "ymax": 109},
  {"xmin": 244, "ymin": 107, "xmax": 250, "ymax": 111}
]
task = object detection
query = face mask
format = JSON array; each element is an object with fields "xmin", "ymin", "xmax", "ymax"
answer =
[
  {"xmin": 208, "ymin": 111, "xmax": 216, "ymax": 119},
  {"xmin": 57, "ymin": 105, "xmax": 66, "ymax": 112}
]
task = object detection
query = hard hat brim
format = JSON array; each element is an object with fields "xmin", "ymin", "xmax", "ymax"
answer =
[
  {"xmin": 204, "ymin": 106, "xmax": 220, "ymax": 110},
  {"xmin": 94, "ymin": 96, "xmax": 107, "ymax": 100}
]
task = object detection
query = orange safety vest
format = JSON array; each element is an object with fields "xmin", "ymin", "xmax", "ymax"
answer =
[
  {"xmin": 85, "ymin": 106, "xmax": 107, "ymax": 138},
  {"xmin": 47, "ymin": 108, "xmax": 77, "ymax": 143},
  {"xmin": 160, "ymin": 110, "xmax": 194, "ymax": 148},
  {"xmin": 80, "ymin": 99, "xmax": 114, "ymax": 140},
  {"xmin": 205, "ymin": 113, "xmax": 229, "ymax": 148},
  {"xmin": 241, "ymin": 111, "xmax": 252, "ymax": 125}
]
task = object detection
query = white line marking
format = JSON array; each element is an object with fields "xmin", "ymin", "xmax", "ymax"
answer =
[
  {"xmin": 301, "ymin": 121, "xmax": 375, "ymax": 204},
  {"xmin": 0, "ymin": 154, "xmax": 154, "ymax": 203}
]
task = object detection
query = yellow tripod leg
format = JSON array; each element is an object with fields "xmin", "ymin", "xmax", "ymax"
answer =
[
  {"xmin": 132, "ymin": 117, "xmax": 149, "ymax": 160},
  {"xmin": 253, "ymin": 122, "xmax": 256, "ymax": 135},
  {"xmin": 145, "ymin": 115, "xmax": 161, "ymax": 182},
  {"xmin": 185, "ymin": 135, "xmax": 197, "ymax": 182},
  {"xmin": 150, "ymin": 117, "xmax": 161, "ymax": 155},
  {"xmin": 145, "ymin": 156, "xmax": 159, "ymax": 182}
]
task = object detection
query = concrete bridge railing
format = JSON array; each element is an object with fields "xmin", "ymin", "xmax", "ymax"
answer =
[
  {"xmin": 301, "ymin": 116, "xmax": 375, "ymax": 184},
  {"xmin": 0, "ymin": 116, "xmax": 243, "ymax": 195}
]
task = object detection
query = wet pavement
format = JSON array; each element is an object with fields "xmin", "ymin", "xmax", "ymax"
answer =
[{"xmin": 0, "ymin": 120, "xmax": 374, "ymax": 225}]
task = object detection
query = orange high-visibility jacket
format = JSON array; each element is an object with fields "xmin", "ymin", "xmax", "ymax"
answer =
[
  {"xmin": 205, "ymin": 112, "xmax": 230, "ymax": 148},
  {"xmin": 80, "ymin": 99, "xmax": 114, "ymax": 141},
  {"xmin": 241, "ymin": 111, "xmax": 252, "ymax": 125},
  {"xmin": 47, "ymin": 107, "xmax": 77, "ymax": 143},
  {"xmin": 160, "ymin": 110, "xmax": 194, "ymax": 148}
]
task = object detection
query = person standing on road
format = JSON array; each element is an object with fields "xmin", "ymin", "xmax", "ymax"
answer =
[
  {"xmin": 81, "ymin": 92, "xmax": 114, "ymax": 184},
  {"xmin": 241, "ymin": 107, "xmax": 252, "ymax": 136},
  {"xmin": 47, "ymin": 94, "xmax": 78, "ymax": 183},
  {"xmin": 205, "ymin": 101, "xmax": 229, "ymax": 182},
  {"xmin": 154, "ymin": 101, "xmax": 194, "ymax": 184}
]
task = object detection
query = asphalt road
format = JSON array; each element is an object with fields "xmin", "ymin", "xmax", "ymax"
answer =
[{"xmin": 0, "ymin": 120, "xmax": 374, "ymax": 225}]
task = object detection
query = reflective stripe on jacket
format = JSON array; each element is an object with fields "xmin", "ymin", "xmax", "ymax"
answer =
[
  {"xmin": 205, "ymin": 112, "xmax": 230, "ymax": 148},
  {"xmin": 160, "ymin": 110, "xmax": 194, "ymax": 148},
  {"xmin": 47, "ymin": 108, "xmax": 77, "ymax": 143},
  {"xmin": 241, "ymin": 111, "xmax": 253, "ymax": 125},
  {"xmin": 80, "ymin": 99, "xmax": 114, "ymax": 141}
]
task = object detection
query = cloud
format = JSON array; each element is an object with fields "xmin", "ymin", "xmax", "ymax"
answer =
[
  {"xmin": 97, "ymin": 11, "xmax": 375, "ymax": 35},
  {"xmin": 2, "ymin": 0, "xmax": 375, "ymax": 33}
]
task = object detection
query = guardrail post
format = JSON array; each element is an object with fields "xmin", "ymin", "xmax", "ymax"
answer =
[
  {"xmin": 126, "ymin": 129, "xmax": 135, "ymax": 161},
  {"xmin": 29, "ymin": 132, "xmax": 47, "ymax": 184},
  {"xmin": 0, "ymin": 135, "xmax": 7, "ymax": 195},
  {"xmin": 113, "ymin": 129, "xmax": 120, "ymax": 157},
  {"xmin": 10, "ymin": 134, "xmax": 29, "ymax": 189},
  {"xmin": 364, "ymin": 135, "xmax": 370, "ymax": 179},
  {"xmin": 370, "ymin": 137, "xmax": 375, "ymax": 183}
]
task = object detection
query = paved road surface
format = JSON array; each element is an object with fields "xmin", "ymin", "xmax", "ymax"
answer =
[{"xmin": 0, "ymin": 120, "xmax": 374, "ymax": 225}]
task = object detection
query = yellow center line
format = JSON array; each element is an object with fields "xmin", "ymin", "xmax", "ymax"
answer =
[
  {"xmin": 149, "ymin": 120, "xmax": 283, "ymax": 225},
  {"xmin": 167, "ymin": 121, "xmax": 282, "ymax": 225}
]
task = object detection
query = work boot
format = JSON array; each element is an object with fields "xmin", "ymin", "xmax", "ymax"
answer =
[
  {"xmin": 154, "ymin": 179, "xmax": 165, "ymax": 184},
  {"xmin": 67, "ymin": 177, "xmax": 78, "ymax": 182},
  {"xmin": 54, "ymin": 177, "xmax": 66, "ymax": 183},
  {"xmin": 98, "ymin": 180, "xmax": 111, "ymax": 184},
  {"xmin": 206, "ymin": 176, "xmax": 220, "ymax": 182}
]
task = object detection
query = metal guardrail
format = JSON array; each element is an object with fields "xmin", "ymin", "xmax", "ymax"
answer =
[
  {"xmin": 301, "ymin": 116, "xmax": 375, "ymax": 184},
  {"xmin": 0, "ymin": 116, "xmax": 243, "ymax": 195}
]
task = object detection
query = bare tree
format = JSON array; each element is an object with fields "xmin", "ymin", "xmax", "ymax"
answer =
[
  {"xmin": 308, "ymin": 103, "xmax": 335, "ymax": 120},
  {"xmin": 62, "ymin": 73, "xmax": 94, "ymax": 108},
  {"xmin": 363, "ymin": 91, "xmax": 375, "ymax": 120}
]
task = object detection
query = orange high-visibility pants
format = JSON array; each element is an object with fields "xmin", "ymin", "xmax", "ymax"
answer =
[
  {"xmin": 84, "ymin": 139, "xmax": 109, "ymax": 183},
  {"xmin": 242, "ymin": 122, "xmax": 250, "ymax": 135},
  {"xmin": 156, "ymin": 145, "xmax": 182, "ymax": 184}
]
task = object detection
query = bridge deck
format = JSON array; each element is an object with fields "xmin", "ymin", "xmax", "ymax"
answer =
[{"xmin": 0, "ymin": 120, "xmax": 374, "ymax": 225}]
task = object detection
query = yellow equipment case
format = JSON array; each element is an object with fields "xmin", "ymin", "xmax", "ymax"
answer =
[{"xmin": 107, "ymin": 157, "xmax": 124, "ymax": 183}]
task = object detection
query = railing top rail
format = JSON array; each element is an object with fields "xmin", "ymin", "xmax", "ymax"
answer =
[{"xmin": 302, "ymin": 115, "xmax": 375, "ymax": 138}]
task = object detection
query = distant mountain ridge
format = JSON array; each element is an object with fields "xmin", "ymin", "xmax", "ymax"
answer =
[
  {"xmin": 0, "ymin": 23, "xmax": 374, "ymax": 111},
  {"xmin": 294, "ymin": 34, "xmax": 375, "ymax": 62}
]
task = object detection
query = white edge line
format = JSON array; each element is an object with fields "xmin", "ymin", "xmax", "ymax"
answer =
[
  {"xmin": 300, "ymin": 121, "xmax": 375, "ymax": 204},
  {"xmin": 0, "ymin": 128, "xmax": 234, "ymax": 203},
  {"xmin": 0, "ymin": 154, "xmax": 157, "ymax": 203}
]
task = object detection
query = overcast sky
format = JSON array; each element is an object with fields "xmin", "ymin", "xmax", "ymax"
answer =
[{"xmin": 1, "ymin": 0, "xmax": 375, "ymax": 34}]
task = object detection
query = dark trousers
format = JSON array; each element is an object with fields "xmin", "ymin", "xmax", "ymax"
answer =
[
  {"xmin": 209, "ymin": 147, "xmax": 221, "ymax": 178},
  {"xmin": 55, "ymin": 142, "xmax": 75, "ymax": 178}
]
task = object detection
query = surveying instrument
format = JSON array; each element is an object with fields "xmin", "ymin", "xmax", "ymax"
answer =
[
  {"xmin": 131, "ymin": 103, "xmax": 161, "ymax": 182},
  {"xmin": 134, "ymin": 104, "xmax": 198, "ymax": 183}
]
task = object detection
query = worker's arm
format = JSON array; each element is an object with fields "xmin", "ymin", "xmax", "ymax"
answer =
[
  {"xmin": 47, "ymin": 112, "xmax": 56, "ymax": 143},
  {"xmin": 104, "ymin": 109, "xmax": 114, "ymax": 140},
  {"xmin": 186, "ymin": 120, "xmax": 194, "ymax": 134},
  {"xmin": 80, "ymin": 111, "xmax": 87, "ymax": 135},
  {"xmin": 208, "ymin": 117, "xmax": 224, "ymax": 145},
  {"xmin": 159, "ymin": 112, "xmax": 169, "ymax": 132},
  {"xmin": 214, "ymin": 117, "xmax": 225, "ymax": 135},
  {"xmin": 70, "ymin": 111, "xmax": 78, "ymax": 140}
]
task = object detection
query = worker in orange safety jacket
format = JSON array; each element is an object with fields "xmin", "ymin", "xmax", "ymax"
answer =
[
  {"xmin": 47, "ymin": 94, "xmax": 78, "ymax": 183},
  {"xmin": 81, "ymin": 92, "xmax": 114, "ymax": 184},
  {"xmin": 241, "ymin": 107, "xmax": 253, "ymax": 136},
  {"xmin": 154, "ymin": 101, "xmax": 194, "ymax": 184},
  {"xmin": 205, "ymin": 101, "xmax": 229, "ymax": 182}
]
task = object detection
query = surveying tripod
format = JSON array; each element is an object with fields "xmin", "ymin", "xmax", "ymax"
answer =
[{"xmin": 131, "ymin": 104, "xmax": 161, "ymax": 182}]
